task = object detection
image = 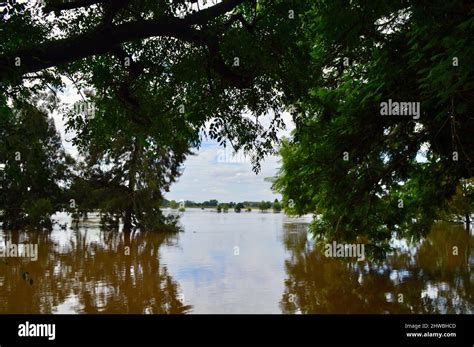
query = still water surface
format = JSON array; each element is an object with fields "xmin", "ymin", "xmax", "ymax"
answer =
[{"xmin": 0, "ymin": 209, "xmax": 472, "ymax": 313}]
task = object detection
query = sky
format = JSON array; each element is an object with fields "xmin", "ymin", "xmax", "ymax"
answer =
[
  {"xmin": 52, "ymin": 81, "xmax": 295, "ymax": 204},
  {"xmin": 163, "ymin": 136, "xmax": 287, "ymax": 203}
]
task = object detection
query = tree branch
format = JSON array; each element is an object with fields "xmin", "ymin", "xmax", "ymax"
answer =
[
  {"xmin": 0, "ymin": 19, "xmax": 197, "ymax": 80},
  {"xmin": 44, "ymin": 0, "xmax": 108, "ymax": 13},
  {"xmin": 182, "ymin": 0, "xmax": 245, "ymax": 26},
  {"xmin": 0, "ymin": 0, "xmax": 249, "ymax": 87}
]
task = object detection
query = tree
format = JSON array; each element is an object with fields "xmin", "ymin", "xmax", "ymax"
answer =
[
  {"xmin": 259, "ymin": 200, "xmax": 270, "ymax": 212},
  {"xmin": 67, "ymin": 92, "xmax": 191, "ymax": 231},
  {"xmin": 235, "ymin": 202, "xmax": 244, "ymax": 212},
  {"xmin": 272, "ymin": 199, "xmax": 282, "ymax": 213},
  {"xmin": 0, "ymin": 100, "xmax": 72, "ymax": 229},
  {"xmin": 208, "ymin": 200, "xmax": 219, "ymax": 207},
  {"xmin": 169, "ymin": 200, "xmax": 179, "ymax": 209},
  {"xmin": 0, "ymin": 0, "xmax": 310, "ymax": 170},
  {"xmin": 274, "ymin": 0, "xmax": 474, "ymax": 243},
  {"xmin": 445, "ymin": 178, "xmax": 474, "ymax": 230}
]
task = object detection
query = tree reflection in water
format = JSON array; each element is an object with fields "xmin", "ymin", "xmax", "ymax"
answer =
[
  {"xmin": 0, "ymin": 218, "xmax": 191, "ymax": 314},
  {"xmin": 280, "ymin": 222, "xmax": 473, "ymax": 314}
]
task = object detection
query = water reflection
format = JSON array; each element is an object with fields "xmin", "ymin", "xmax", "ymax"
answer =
[
  {"xmin": 1, "ymin": 211, "xmax": 472, "ymax": 314},
  {"xmin": 0, "ymin": 215, "xmax": 191, "ymax": 314},
  {"xmin": 280, "ymin": 222, "xmax": 473, "ymax": 314}
]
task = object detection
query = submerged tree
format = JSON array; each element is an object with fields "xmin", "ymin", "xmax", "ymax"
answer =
[
  {"xmin": 0, "ymin": 100, "xmax": 72, "ymax": 229},
  {"xmin": 445, "ymin": 178, "xmax": 474, "ymax": 230},
  {"xmin": 169, "ymin": 200, "xmax": 179, "ymax": 210},
  {"xmin": 272, "ymin": 199, "xmax": 282, "ymax": 213},
  {"xmin": 234, "ymin": 202, "xmax": 244, "ymax": 212},
  {"xmin": 258, "ymin": 200, "xmax": 271, "ymax": 212}
]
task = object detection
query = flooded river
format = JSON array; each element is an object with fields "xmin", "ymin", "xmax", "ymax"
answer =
[{"xmin": 0, "ymin": 209, "xmax": 472, "ymax": 313}]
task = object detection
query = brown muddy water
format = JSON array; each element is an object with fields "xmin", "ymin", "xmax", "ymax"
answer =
[{"xmin": 0, "ymin": 209, "xmax": 472, "ymax": 313}]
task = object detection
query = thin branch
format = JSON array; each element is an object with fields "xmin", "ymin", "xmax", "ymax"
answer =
[{"xmin": 66, "ymin": 73, "xmax": 87, "ymax": 102}]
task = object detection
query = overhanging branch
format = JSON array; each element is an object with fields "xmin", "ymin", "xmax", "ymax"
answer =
[
  {"xmin": 0, "ymin": 0, "xmax": 249, "ymax": 87},
  {"xmin": 44, "ymin": 0, "xmax": 108, "ymax": 13}
]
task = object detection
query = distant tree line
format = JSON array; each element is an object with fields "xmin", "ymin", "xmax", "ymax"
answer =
[{"xmin": 163, "ymin": 199, "xmax": 283, "ymax": 213}]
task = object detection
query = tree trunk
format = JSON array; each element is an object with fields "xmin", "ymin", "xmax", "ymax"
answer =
[
  {"xmin": 123, "ymin": 137, "xmax": 141, "ymax": 232},
  {"xmin": 123, "ymin": 209, "xmax": 133, "ymax": 232}
]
